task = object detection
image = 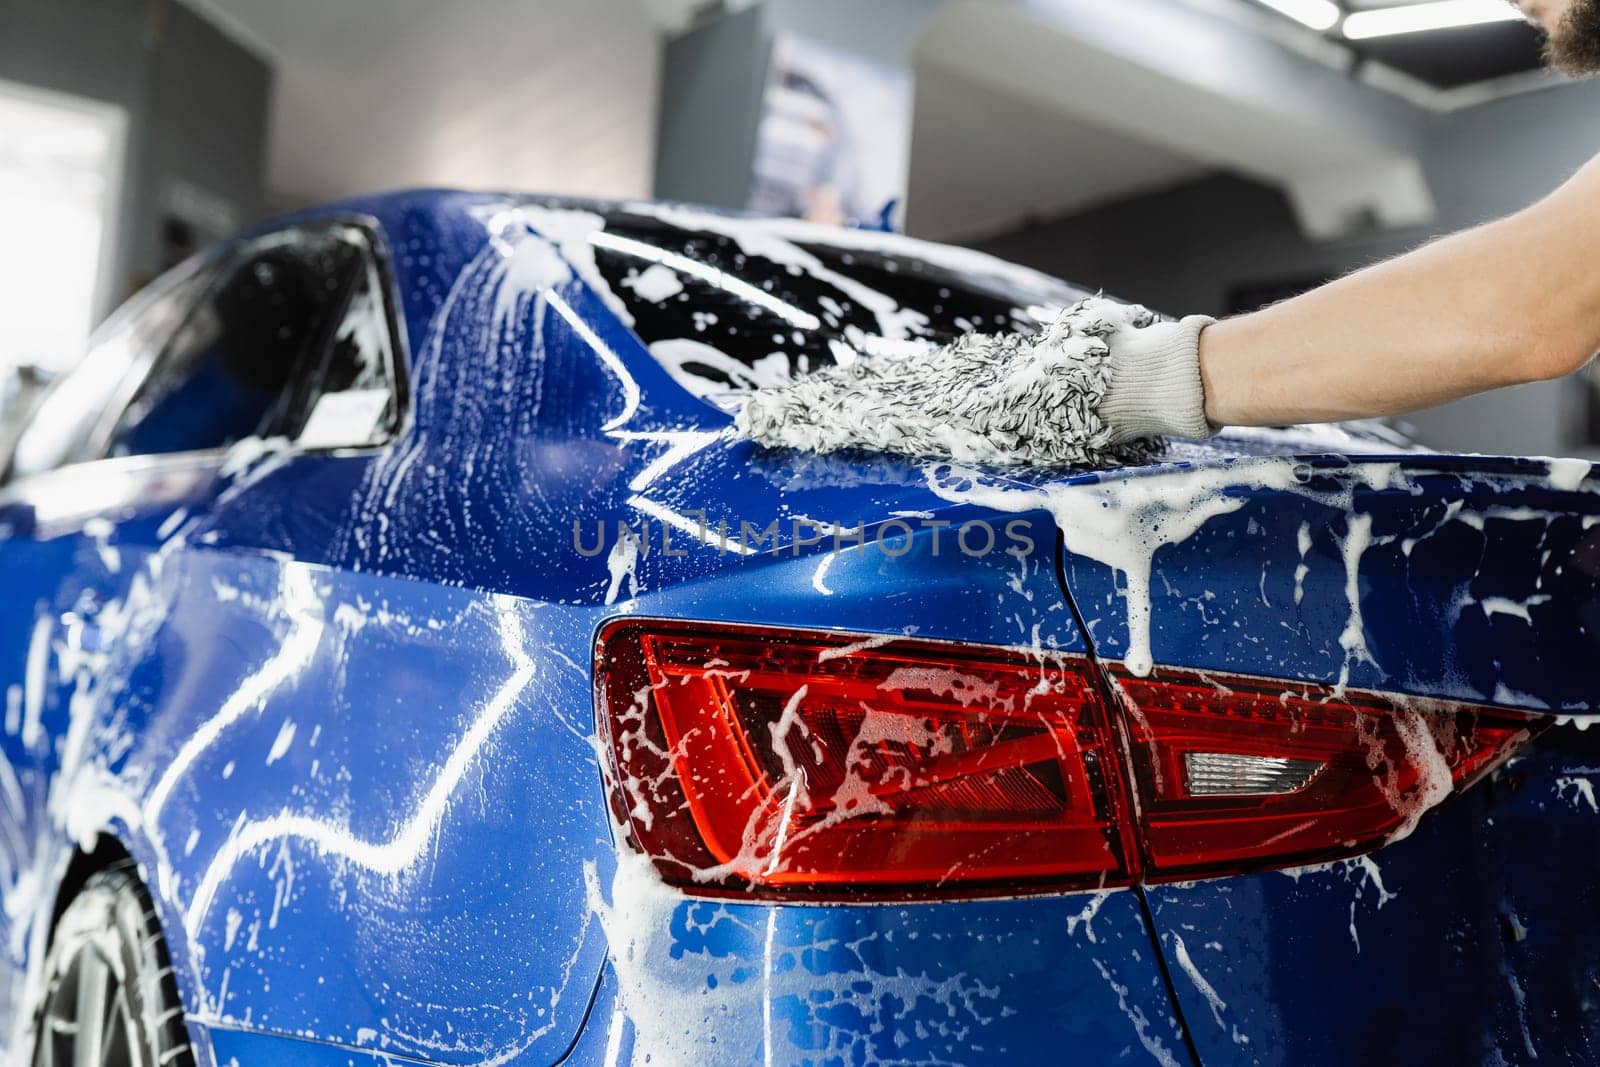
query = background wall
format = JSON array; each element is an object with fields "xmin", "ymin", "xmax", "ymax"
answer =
[
  {"xmin": 0, "ymin": 0, "xmax": 272, "ymax": 303},
  {"xmin": 193, "ymin": 0, "xmax": 662, "ymax": 211}
]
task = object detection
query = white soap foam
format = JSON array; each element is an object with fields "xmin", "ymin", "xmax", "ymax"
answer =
[
  {"xmin": 624, "ymin": 264, "xmax": 684, "ymax": 304},
  {"xmin": 926, "ymin": 460, "xmax": 1305, "ymax": 676},
  {"xmin": 1546, "ymin": 456, "xmax": 1591, "ymax": 492}
]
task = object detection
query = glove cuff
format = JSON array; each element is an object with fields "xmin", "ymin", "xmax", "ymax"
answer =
[{"xmin": 1100, "ymin": 315, "xmax": 1217, "ymax": 443}]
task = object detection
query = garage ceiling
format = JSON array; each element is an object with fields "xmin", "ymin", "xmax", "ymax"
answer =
[
  {"xmin": 182, "ymin": 0, "xmax": 662, "ymax": 205},
  {"xmin": 1268, "ymin": 0, "xmax": 1549, "ymax": 89},
  {"xmin": 1347, "ymin": 17, "xmax": 1544, "ymax": 89},
  {"xmin": 906, "ymin": 63, "xmax": 1208, "ymax": 241}
]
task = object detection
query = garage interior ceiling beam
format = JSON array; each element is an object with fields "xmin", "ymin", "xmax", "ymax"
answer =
[{"xmin": 910, "ymin": 0, "xmax": 1437, "ymax": 242}]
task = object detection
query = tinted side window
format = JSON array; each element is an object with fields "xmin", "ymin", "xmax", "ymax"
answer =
[
  {"xmin": 107, "ymin": 231, "xmax": 362, "ymax": 458},
  {"xmin": 290, "ymin": 251, "xmax": 401, "ymax": 449}
]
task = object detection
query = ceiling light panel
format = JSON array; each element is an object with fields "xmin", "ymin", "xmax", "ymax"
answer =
[
  {"xmin": 1343, "ymin": 0, "xmax": 1525, "ymax": 39},
  {"xmin": 1250, "ymin": 0, "xmax": 1343, "ymax": 31}
]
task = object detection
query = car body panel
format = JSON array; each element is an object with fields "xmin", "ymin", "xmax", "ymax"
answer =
[
  {"xmin": 570, "ymin": 890, "xmax": 1190, "ymax": 1065},
  {"xmin": 1042, "ymin": 454, "xmax": 1598, "ymax": 709},
  {"xmin": 0, "ymin": 452, "xmax": 225, "ymax": 1029},
  {"xmin": 0, "ymin": 191, "xmax": 1176, "ymax": 1062},
  {"xmin": 205, "ymin": 1023, "xmax": 435, "ymax": 1065},
  {"xmin": 129, "ymin": 552, "xmax": 610, "ymax": 1061},
  {"xmin": 1146, "ymin": 721, "xmax": 1600, "ymax": 1066}
]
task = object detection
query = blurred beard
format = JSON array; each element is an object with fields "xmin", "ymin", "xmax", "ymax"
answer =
[{"xmin": 1546, "ymin": 0, "xmax": 1600, "ymax": 75}]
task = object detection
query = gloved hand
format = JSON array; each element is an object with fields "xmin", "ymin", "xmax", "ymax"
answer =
[
  {"xmin": 736, "ymin": 297, "xmax": 1216, "ymax": 470},
  {"xmin": 1096, "ymin": 304, "xmax": 1216, "ymax": 445}
]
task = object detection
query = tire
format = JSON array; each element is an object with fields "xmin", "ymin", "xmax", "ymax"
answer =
[{"xmin": 31, "ymin": 861, "xmax": 194, "ymax": 1067}]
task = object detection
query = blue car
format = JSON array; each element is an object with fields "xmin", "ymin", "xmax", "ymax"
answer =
[{"xmin": 0, "ymin": 190, "xmax": 1595, "ymax": 1066}]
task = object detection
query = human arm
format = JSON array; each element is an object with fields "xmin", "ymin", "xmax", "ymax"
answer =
[{"xmin": 1195, "ymin": 155, "xmax": 1600, "ymax": 428}]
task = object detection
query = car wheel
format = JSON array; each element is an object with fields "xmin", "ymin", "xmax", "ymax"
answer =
[{"xmin": 32, "ymin": 862, "xmax": 194, "ymax": 1067}]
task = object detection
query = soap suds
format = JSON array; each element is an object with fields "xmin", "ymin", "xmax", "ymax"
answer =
[
  {"xmin": 627, "ymin": 202, "xmax": 931, "ymax": 341},
  {"xmin": 1546, "ymin": 456, "xmax": 1590, "ymax": 492},
  {"xmin": 1342, "ymin": 855, "xmax": 1399, "ymax": 954},
  {"xmin": 492, "ymin": 203, "xmax": 628, "ymax": 324},
  {"xmin": 1090, "ymin": 958, "xmax": 1182, "ymax": 1067},
  {"xmin": 1334, "ymin": 513, "xmax": 1376, "ymax": 693},
  {"xmin": 648, "ymin": 338, "xmax": 791, "ymax": 396},
  {"xmin": 1478, "ymin": 594, "xmax": 1552, "ymax": 623},
  {"xmin": 623, "ymin": 263, "xmax": 684, "ymax": 304},
  {"xmin": 1171, "ymin": 932, "xmax": 1227, "ymax": 1030},
  {"xmin": 1293, "ymin": 522, "xmax": 1312, "ymax": 605},
  {"xmin": 1555, "ymin": 775, "xmax": 1599, "ymax": 812},
  {"xmin": 1066, "ymin": 889, "xmax": 1112, "ymax": 944},
  {"xmin": 927, "ymin": 460, "xmax": 1305, "ymax": 676},
  {"xmin": 585, "ymin": 842, "xmax": 1006, "ymax": 1064}
]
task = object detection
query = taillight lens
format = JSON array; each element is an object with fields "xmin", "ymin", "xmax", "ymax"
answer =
[
  {"xmin": 597, "ymin": 622, "xmax": 1134, "ymax": 896},
  {"xmin": 596, "ymin": 621, "xmax": 1540, "ymax": 899},
  {"xmin": 1109, "ymin": 670, "xmax": 1534, "ymax": 877}
]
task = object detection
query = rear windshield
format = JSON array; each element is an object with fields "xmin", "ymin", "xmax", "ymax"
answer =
[{"xmin": 570, "ymin": 204, "xmax": 1091, "ymax": 409}]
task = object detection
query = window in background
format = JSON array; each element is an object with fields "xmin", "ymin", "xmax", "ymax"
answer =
[
  {"xmin": 6, "ymin": 260, "xmax": 210, "ymax": 479},
  {"xmin": 7, "ymin": 224, "xmax": 401, "ymax": 481},
  {"xmin": 290, "ymin": 252, "xmax": 401, "ymax": 449},
  {"xmin": 0, "ymin": 79, "xmax": 126, "ymax": 380}
]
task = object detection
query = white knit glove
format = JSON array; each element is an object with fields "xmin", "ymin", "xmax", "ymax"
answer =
[{"xmin": 1096, "ymin": 310, "xmax": 1217, "ymax": 443}]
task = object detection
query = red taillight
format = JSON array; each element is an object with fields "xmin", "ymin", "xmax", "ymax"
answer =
[
  {"xmin": 1109, "ymin": 671, "xmax": 1533, "ymax": 877},
  {"xmin": 596, "ymin": 621, "xmax": 1539, "ymax": 899},
  {"xmin": 597, "ymin": 622, "xmax": 1134, "ymax": 895}
]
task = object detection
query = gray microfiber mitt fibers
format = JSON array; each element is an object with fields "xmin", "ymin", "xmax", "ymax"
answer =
[{"xmin": 735, "ymin": 297, "xmax": 1214, "ymax": 469}]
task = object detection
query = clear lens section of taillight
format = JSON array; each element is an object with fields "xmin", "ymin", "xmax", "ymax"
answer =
[
  {"xmin": 595, "ymin": 621, "xmax": 1541, "ymax": 899},
  {"xmin": 596, "ymin": 621, "xmax": 1133, "ymax": 896},
  {"xmin": 1111, "ymin": 669, "xmax": 1537, "ymax": 878}
]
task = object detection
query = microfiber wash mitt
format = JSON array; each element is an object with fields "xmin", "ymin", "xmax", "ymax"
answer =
[{"xmin": 736, "ymin": 297, "xmax": 1216, "ymax": 469}]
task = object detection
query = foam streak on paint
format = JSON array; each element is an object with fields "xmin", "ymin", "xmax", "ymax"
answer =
[
  {"xmin": 584, "ymin": 843, "xmax": 1005, "ymax": 1065},
  {"xmin": 1171, "ymin": 932, "xmax": 1227, "ymax": 1029},
  {"xmin": 183, "ymin": 595, "xmax": 539, "ymax": 934},
  {"xmin": 1335, "ymin": 512, "xmax": 1375, "ymax": 693},
  {"xmin": 1546, "ymin": 456, "xmax": 1590, "ymax": 491},
  {"xmin": 1090, "ymin": 958, "xmax": 1181, "ymax": 1067},
  {"xmin": 1293, "ymin": 522, "xmax": 1312, "ymax": 605},
  {"xmin": 925, "ymin": 460, "xmax": 1305, "ymax": 676}
]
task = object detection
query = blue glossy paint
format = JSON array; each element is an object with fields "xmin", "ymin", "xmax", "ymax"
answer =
[
  {"xmin": 206, "ymin": 1024, "xmax": 435, "ymax": 1064},
  {"xmin": 1054, "ymin": 456, "xmax": 1600, "ymax": 709},
  {"xmin": 564, "ymin": 891, "xmax": 1187, "ymax": 1064},
  {"xmin": 0, "ymin": 189, "xmax": 1594, "ymax": 1066},
  {"xmin": 1146, "ymin": 721, "xmax": 1600, "ymax": 1066}
]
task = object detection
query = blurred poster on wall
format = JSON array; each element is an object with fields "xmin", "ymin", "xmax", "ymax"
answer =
[{"xmin": 746, "ymin": 34, "xmax": 912, "ymax": 229}]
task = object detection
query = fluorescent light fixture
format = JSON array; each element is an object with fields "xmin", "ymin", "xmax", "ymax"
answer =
[
  {"xmin": 1343, "ymin": 0, "xmax": 1524, "ymax": 40},
  {"xmin": 1250, "ymin": 0, "xmax": 1342, "ymax": 31}
]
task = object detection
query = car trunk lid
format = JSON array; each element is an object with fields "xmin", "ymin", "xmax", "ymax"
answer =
[{"xmin": 914, "ymin": 444, "xmax": 1599, "ymax": 712}]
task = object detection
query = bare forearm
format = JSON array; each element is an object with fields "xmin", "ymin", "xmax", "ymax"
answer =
[{"xmin": 1198, "ymin": 159, "xmax": 1600, "ymax": 428}]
